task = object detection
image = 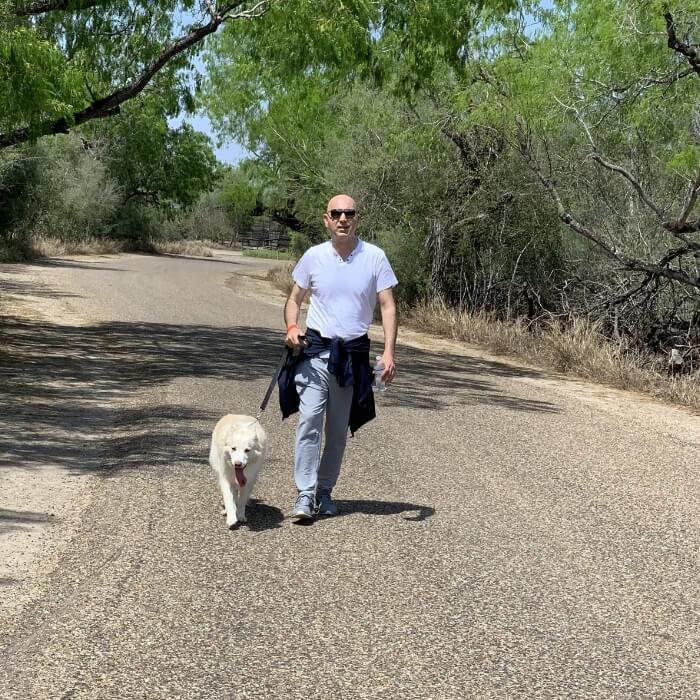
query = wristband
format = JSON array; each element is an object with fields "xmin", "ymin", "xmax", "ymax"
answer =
[{"xmin": 286, "ymin": 323, "xmax": 298, "ymax": 332}]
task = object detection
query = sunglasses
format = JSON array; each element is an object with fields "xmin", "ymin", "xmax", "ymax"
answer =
[{"xmin": 328, "ymin": 208, "xmax": 356, "ymax": 221}]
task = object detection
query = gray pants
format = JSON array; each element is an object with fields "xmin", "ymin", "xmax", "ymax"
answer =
[{"xmin": 294, "ymin": 355, "xmax": 353, "ymax": 496}]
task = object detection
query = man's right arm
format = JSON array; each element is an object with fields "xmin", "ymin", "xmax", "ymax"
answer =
[{"xmin": 284, "ymin": 283, "xmax": 307, "ymax": 349}]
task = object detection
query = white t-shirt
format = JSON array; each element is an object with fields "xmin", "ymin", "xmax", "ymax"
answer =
[{"xmin": 293, "ymin": 239, "xmax": 398, "ymax": 341}]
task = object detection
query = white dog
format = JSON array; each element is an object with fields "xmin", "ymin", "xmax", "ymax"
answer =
[{"xmin": 209, "ymin": 414, "xmax": 267, "ymax": 528}]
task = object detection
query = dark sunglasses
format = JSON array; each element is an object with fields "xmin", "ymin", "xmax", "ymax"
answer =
[{"xmin": 328, "ymin": 208, "xmax": 356, "ymax": 221}]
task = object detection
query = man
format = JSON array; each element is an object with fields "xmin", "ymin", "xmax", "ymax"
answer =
[{"xmin": 281, "ymin": 194, "xmax": 398, "ymax": 520}]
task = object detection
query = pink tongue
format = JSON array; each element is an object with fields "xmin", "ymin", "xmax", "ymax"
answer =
[{"xmin": 234, "ymin": 467, "xmax": 247, "ymax": 488}]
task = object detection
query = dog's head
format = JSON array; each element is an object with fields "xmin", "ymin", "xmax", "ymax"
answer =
[{"xmin": 224, "ymin": 420, "xmax": 263, "ymax": 487}]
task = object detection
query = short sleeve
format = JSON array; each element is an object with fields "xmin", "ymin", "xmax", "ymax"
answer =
[
  {"xmin": 292, "ymin": 251, "xmax": 312, "ymax": 290},
  {"xmin": 376, "ymin": 251, "xmax": 398, "ymax": 293}
]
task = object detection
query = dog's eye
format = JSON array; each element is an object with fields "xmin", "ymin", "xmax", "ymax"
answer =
[
  {"xmin": 231, "ymin": 447, "xmax": 236, "ymax": 451},
  {"xmin": 244, "ymin": 448, "xmax": 251, "ymax": 453}
]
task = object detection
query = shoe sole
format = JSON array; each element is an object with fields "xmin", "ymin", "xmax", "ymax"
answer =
[{"xmin": 291, "ymin": 510, "xmax": 313, "ymax": 520}]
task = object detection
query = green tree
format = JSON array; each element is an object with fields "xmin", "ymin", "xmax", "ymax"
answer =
[{"xmin": 94, "ymin": 96, "xmax": 220, "ymax": 210}]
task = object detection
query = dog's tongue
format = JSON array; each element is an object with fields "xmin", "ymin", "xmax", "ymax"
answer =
[{"xmin": 234, "ymin": 466, "xmax": 247, "ymax": 488}]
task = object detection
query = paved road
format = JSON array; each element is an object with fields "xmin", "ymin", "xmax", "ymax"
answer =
[{"xmin": 1, "ymin": 252, "xmax": 699, "ymax": 699}]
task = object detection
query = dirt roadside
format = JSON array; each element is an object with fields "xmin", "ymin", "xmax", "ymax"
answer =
[{"xmin": 0, "ymin": 261, "xmax": 107, "ymax": 636}]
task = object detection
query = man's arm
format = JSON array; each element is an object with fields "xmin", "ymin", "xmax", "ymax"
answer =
[
  {"xmin": 284, "ymin": 283, "xmax": 308, "ymax": 349},
  {"xmin": 377, "ymin": 288, "xmax": 397, "ymax": 383}
]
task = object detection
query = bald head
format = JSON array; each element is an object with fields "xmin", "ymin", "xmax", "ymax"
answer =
[{"xmin": 327, "ymin": 194, "xmax": 356, "ymax": 212}]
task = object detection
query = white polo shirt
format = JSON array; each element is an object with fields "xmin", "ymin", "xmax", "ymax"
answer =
[{"xmin": 293, "ymin": 239, "xmax": 398, "ymax": 341}]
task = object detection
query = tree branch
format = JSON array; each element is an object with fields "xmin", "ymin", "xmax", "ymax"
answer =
[
  {"xmin": 665, "ymin": 12, "xmax": 700, "ymax": 77},
  {"xmin": 0, "ymin": 2, "xmax": 251, "ymax": 149},
  {"xmin": 516, "ymin": 122, "xmax": 700, "ymax": 290},
  {"xmin": 14, "ymin": 0, "xmax": 104, "ymax": 17}
]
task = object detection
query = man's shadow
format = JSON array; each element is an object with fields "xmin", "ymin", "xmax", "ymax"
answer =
[
  {"xmin": 228, "ymin": 499, "xmax": 435, "ymax": 530},
  {"xmin": 333, "ymin": 499, "xmax": 435, "ymax": 522}
]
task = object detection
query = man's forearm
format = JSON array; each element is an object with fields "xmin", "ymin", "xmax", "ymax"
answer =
[
  {"xmin": 382, "ymin": 305, "xmax": 397, "ymax": 356},
  {"xmin": 284, "ymin": 297, "xmax": 300, "ymax": 327}
]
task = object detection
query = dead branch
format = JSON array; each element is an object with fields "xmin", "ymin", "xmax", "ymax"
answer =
[
  {"xmin": 516, "ymin": 122, "xmax": 700, "ymax": 290},
  {"xmin": 665, "ymin": 12, "xmax": 700, "ymax": 77}
]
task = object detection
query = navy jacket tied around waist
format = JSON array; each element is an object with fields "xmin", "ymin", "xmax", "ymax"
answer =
[{"xmin": 277, "ymin": 328, "xmax": 376, "ymax": 435}]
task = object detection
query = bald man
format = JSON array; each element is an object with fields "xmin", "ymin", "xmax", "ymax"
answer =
[{"xmin": 282, "ymin": 194, "xmax": 398, "ymax": 519}]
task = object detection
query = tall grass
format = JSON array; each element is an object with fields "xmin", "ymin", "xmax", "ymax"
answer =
[{"xmin": 408, "ymin": 300, "xmax": 699, "ymax": 410}]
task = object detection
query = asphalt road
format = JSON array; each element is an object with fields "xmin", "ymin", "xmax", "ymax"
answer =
[{"xmin": 1, "ymin": 252, "xmax": 699, "ymax": 699}]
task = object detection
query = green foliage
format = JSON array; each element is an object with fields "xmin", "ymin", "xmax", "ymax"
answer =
[
  {"xmin": 91, "ymin": 95, "xmax": 220, "ymax": 211},
  {"xmin": 0, "ymin": 27, "xmax": 86, "ymax": 137},
  {"xmin": 0, "ymin": 135, "xmax": 120, "ymax": 240},
  {"xmin": 216, "ymin": 165, "xmax": 260, "ymax": 238}
]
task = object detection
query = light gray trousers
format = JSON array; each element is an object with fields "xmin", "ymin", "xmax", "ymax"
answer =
[{"xmin": 294, "ymin": 354, "xmax": 353, "ymax": 496}]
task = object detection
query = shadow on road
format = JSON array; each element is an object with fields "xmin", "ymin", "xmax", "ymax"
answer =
[
  {"xmin": 0, "ymin": 310, "xmax": 558, "ymax": 478},
  {"xmin": 334, "ymin": 499, "xmax": 435, "ymax": 521},
  {"xmin": 0, "ymin": 507, "xmax": 56, "ymax": 534}
]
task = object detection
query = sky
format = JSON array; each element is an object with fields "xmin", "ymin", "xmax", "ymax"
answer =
[{"xmin": 170, "ymin": 111, "xmax": 249, "ymax": 166}]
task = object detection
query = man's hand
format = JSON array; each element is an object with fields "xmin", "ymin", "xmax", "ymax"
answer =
[
  {"xmin": 285, "ymin": 326, "xmax": 306, "ymax": 350},
  {"xmin": 380, "ymin": 352, "xmax": 396, "ymax": 384}
]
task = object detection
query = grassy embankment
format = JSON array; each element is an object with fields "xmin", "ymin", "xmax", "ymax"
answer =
[{"xmin": 267, "ymin": 263, "xmax": 699, "ymax": 411}]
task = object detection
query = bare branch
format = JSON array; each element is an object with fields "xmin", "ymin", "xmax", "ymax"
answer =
[
  {"xmin": 677, "ymin": 171, "xmax": 700, "ymax": 226},
  {"xmin": 552, "ymin": 94, "xmax": 668, "ymax": 220},
  {"xmin": 665, "ymin": 12, "xmax": 700, "ymax": 77},
  {"xmin": 590, "ymin": 153, "xmax": 667, "ymax": 219},
  {"xmin": 516, "ymin": 121, "xmax": 700, "ymax": 290},
  {"xmin": 221, "ymin": 0, "xmax": 268, "ymax": 21}
]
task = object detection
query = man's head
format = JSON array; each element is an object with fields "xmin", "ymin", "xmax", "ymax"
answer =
[{"xmin": 323, "ymin": 194, "xmax": 358, "ymax": 243}]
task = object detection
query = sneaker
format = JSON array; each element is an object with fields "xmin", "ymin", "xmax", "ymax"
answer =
[
  {"xmin": 291, "ymin": 492, "xmax": 315, "ymax": 520},
  {"xmin": 316, "ymin": 489, "xmax": 338, "ymax": 516}
]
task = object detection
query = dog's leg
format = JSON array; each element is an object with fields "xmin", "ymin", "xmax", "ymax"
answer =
[
  {"xmin": 219, "ymin": 476, "xmax": 238, "ymax": 528},
  {"xmin": 234, "ymin": 480, "xmax": 255, "ymax": 524}
]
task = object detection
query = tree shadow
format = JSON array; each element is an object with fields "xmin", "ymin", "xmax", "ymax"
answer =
[
  {"xmin": 1, "ymin": 306, "xmax": 558, "ymax": 478},
  {"xmin": 0, "ymin": 507, "xmax": 56, "ymax": 534}
]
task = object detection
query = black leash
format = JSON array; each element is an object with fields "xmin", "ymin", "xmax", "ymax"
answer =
[
  {"xmin": 256, "ymin": 348, "xmax": 288, "ymax": 419},
  {"xmin": 256, "ymin": 337, "xmax": 307, "ymax": 419}
]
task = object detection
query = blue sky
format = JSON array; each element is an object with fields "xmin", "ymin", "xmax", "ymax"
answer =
[{"xmin": 170, "ymin": 111, "xmax": 249, "ymax": 165}]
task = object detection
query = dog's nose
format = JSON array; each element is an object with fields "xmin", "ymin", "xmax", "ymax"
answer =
[{"xmin": 234, "ymin": 461, "xmax": 243, "ymax": 468}]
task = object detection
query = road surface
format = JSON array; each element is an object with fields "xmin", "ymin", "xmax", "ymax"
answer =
[{"xmin": 0, "ymin": 251, "xmax": 698, "ymax": 699}]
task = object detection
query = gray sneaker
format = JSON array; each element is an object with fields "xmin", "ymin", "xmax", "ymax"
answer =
[
  {"xmin": 291, "ymin": 492, "xmax": 315, "ymax": 520},
  {"xmin": 316, "ymin": 489, "xmax": 338, "ymax": 516}
]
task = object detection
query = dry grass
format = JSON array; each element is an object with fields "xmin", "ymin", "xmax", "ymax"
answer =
[
  {"xmin": 408, "ymin": 300, "xmax": 699, "ymax": 410},
  {"xmin": 0, "ymin": 236, "xmax": 213, "ymax": 261},
  {"xmin": 147, "ymin": 240, "xmax": 213, "ymax": 257},
  {"xmin": 267, "ymin": 263, "xmax": 295, "ymax": 296},
  {"xmin": 262, "ymin": 269, "xmax": 698, "ymax": 410}
]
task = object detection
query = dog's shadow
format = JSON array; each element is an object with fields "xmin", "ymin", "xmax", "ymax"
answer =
[
  {"xmin": 233, "ymin": 499, "xmax": 285, "ymax": 532},
  {"xmin": 333, "ymin": 499, "xmax": 435, "ymax": 522}
]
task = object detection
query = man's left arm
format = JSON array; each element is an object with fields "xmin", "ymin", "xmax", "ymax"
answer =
[{"xmin": 377, "ymin": 288, "xmax": 397, "ymax": 383}]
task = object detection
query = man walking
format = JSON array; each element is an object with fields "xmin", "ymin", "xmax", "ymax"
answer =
[{"xmin": 280, "ymin": 194, "xmax": 398, "ymax": 520}]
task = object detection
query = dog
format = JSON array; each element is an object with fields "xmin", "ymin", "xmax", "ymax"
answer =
[{"xmin": 209, "ymin": 414, "xmax": 267, "ymax": 529}]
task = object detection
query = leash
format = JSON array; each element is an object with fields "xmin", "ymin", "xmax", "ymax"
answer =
[
  {"xmin": 256, "ymin": 347, "xmax": 288, "ymax": 419},
  {"xmin": 256, "ymin": 337, "xmax": 307, "ymax": 419}
]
